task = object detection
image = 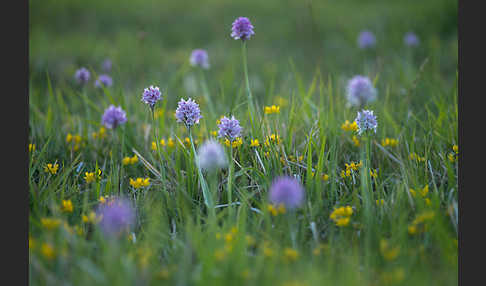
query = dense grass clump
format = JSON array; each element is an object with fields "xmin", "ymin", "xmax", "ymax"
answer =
[{"xmin": 29, "ymin": 0, "xmax": 458, "ymax": 285}]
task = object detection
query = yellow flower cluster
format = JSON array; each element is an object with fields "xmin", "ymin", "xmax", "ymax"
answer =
[
  {"xmin": 44, "ymin": 163, "xmax": 59, "ymax": 175},
  {"xmin": 409, "ymin": 185, "xmax": 431, "ymax": 206},
  {"xmin": 379, "ymin": 239, "xmax": 400, "ymax": 261},
  {"xmin": 283, "ymin": 247, "xmax": 299, "ymax": 262},
  {"xmin": 376, "ymin": 199, "xmax": 385, "ymax": 206},
  {"xmin": 82, "ymin": 211, "xmax": 102, "ymax": 224},
  {"xmin": 264, "ymin": 134, "xmax": 281, "ymax": 146},
  {"xmin": 408, "ymin": 211, "xmax": 435, "ymax": 235},
  {"xmin": 122, "ymin": 155, "xmax": 138, "ymax": 165},
  {"xmin": 409, "ymin": 152, "xmax": 426, "ymax": 162},
  {"xmin": 84, "ymin": 169, "xmax": 102, "ymax": 183},
  {"xmin": 448, "ymin": 145, "xmax": 458, "ymax": 162},
  {"xmin": 250, "ymin": 139, "xmax": 260, "ymax": 147},
  {"xmin": 66, "ymin": 133, "xmax": 83, "ymax": 151},
  {"xmin": 41, "ymin": 218, "xmax": 62, "ymax": 230},
  {"xmin": 268, "ymin": 203, "xmax": 286, "ymax": 216},
  {"xmin": 352, "ymin": 135, "xmax": 360, "ymax": 147},
  {"xmin": 341, "ymin": 120, "xmax": 358, "ymax": 132},
  {"xmin": 29, "ymin": 143, "xmax": 36, "ymax": 152},
  {"xmin": 264, "ymin": 105, "xmax": 280, "ymax": 115},
  {"xmin": 214, "ymin": 227, "xmax": 239, "ymax": 261},
  {"xmin": 61, "ymin": 200, "xmax": 73, "ymax": 213},
  {"xmin": 329, "ymin": 206, "xmax": 353, "ymax": 227},
  {"xmin": 92, "ymin": 127, "xmax": 107, "ymax": 140},
  {"xmin": 225, "ymin": 137, "xmax": 243, "ymax": 148},
  {"xmin": 340, "ymin": 161, "xmax": 363, "ymax": 178},
  {"xmin": 151, "ymin": 138, "xmax": 176, "ymax": 150},
  {"xmin": 381, "ymin": 138, "xmax": 399, "ymax": 147},
  {"xmin": 129, "ymin": 177, "xmax": 150, "ymax": 188}
]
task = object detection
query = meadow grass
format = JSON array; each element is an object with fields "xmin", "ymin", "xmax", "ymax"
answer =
[{"xmin": 29, "ymin": 0, "xmax": 457, "ymax": 285}]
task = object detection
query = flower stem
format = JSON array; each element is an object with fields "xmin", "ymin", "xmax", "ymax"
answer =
[
  {"xmin": 151, "ymin": 109, "xmax": 165, "ymax": 183},
  {"xmin": 242, "ymin": 41, "xmax": 256, "ymax": 134},
  {"xmin": 227, "ymin": 144, "xmax": 234, "ymax": 218},
  {"xmin": 189, "ymin": 131, "xmax": 214, "ymax": 213}
]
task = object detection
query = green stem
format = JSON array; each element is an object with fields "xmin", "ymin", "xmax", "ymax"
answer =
[
  {"xmin": 189, "ymin": 130, "xmax": 214, "ymax": 212},
  {"xmin": 151, "ymin": 108, "xmax": 165, "ymax": 183},
  {"xmin": 242, "ymin": 42, "xmax": 256, "ymax": 135},
  {"xmin": 227, "ymin": 144, "xmax": 234, "ymax": 218},
  {"xmin": 199, "ymin": 69, "xmax": 215, "ymax": 121}
]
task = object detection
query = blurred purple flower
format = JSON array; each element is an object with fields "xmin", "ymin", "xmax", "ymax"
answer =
[
  {"xmin": 346, "ymin": 75, "xmax": 377, "ymax": 107},
  {"xmin": 269, "ymin": 176, "xmax": 305, "ymax": 210},
  {"xmin": 98, "ymin": 198, "xmax": 135, "ymax": 237},
  {"xmin": 231, "ymin": 17, "xmax": 255, "ymax": 41},
  {"xmin": 217, "ymin": 116, "xmax": 242, "ymax": 141},
  {"xmin": 175, "ymin": 98, "xmax": 202, "ymax": 127},
  {"xmin": 95, "ymin": 74, "xmax": 113, "ymax": 88},
  {"xmin": 190, "ymin": 49, "xmax": 210, "ymax": 69},
  {"xmin": 197, "ymin": 140, "xmax": 227, "ymax": 171},
  {"xmin": 404, "ymin": 32, "xmax": 420, "ymax": 47},
  {"xmin": 74, "ymin": 67, "xmax": 90, "ymax": 84},
  {"xmin": 358, "ymin": 30, "xmax": 376, "ymax": 49},
  {"xmin": 141, "ymin": 85, "xmax": 162, "ymax": 108},
  {"xmin": 355, "ymin": 109, "xmax": 378, "ymax": 135},
  {"xmin": 102, "ymin": 59, "xmax": 112, "ymax": 72},
  {"xmin": 102, "ymin": 105, "xmax": 127, "ymax": 129}
]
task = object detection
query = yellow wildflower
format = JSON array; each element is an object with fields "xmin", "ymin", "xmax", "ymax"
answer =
[
  {"xmin": 410, "ymin": 152, "xmax": 426, "ymax": 162},
  {"xmin": 66, "ymin": 133, "xmax": 73, "ymax": 143},
  {"xmin": 84, "ymin": 169, "xmax": 101, "ymax": 183},
  {"xmin": 122, "ymin": 157, "xmax": 131, "ymax": 165},
  {"xmin": 129, "ymin": 177, "xmax": 150, "ymax": 189},
  {"xmin": 352, "ymin": 135, "xmax": 360, "ymax": 147},
  {"xmin": 151, "ymin": 141, "xmax": 157, "ymax": 151},
  {"xmin": 283, "ymin": 248, "xmax": 299, "ymax": 262},
  {"xmin": 330, "ymin": 206, "xmax": 353, "ymax": 227},
  {"xmin": 225, "ymin": 137, "xmax": 243, "ymax": 148},
  {"xmin": 453, "ymin": 145, "xmax": 458, "ymax": 154},
  {"xmin": 167, "ymin": 138, "xmax": 175, "ymax": 148},
  {"xmin": 341, "ymin": 120, "xmax": 358, "ymax": 132},
  {"xmin": 321, "ymin": 174, "xmax": 329, "ymax": 181},
  {"xmin": 82, "ymin": 211, "xmax": 101, "ymax": 224},
  {"xmin": 61, "ymin": 200, "xmax": 73, "ymax": 213},
  {"xmin": 263, "ymin": 244, "xmax": 274, "ymax": 258},
  {"xmin": 44, "ymin": 163, "xmax": 59, "ymax": 175},
  {"xmin": 268, "ymin": 204, "xmax": 278, "ymax": 216},
  {"xmin": 130, "ymin": 155, "xmax": 138, "ymax": 164},
  {"xmin": 41, "ymin": 218, "xmax": 61, "ymax": 230},
  {"xmin": 381, "ymin": 138, "xmax": 399, "ymax": 147},
  {"xmin": 250, "ymin": 139, "xmax": 260, "ymax": 147},
  {"xmin": 29, "ymin": 143, "xmax": 36, "ymax": 152},
  {"xmin": 264, "ymin": 105, "xmax": 280, "ymax": 115},
  {"xmin": 448, "ymin": 153, "xmax": 456, "ymax": 162},
  {"xmin": 370, "ymin": 169, "xmax": 378, "ymax": 178},
  {"xmin": 420, "ymin": 185, "xmax": 429, "ymax": 197},
  {"xmin": 41, "ymin": 243, "xmax": 56, "ymax": 260},
  {"xmin": 376, "ymin": 199, "xmax": 385, "ymax": 206},
  {"xmin": 380, "ymin": 239, "xmax": 400, "ymax": 261},
  {"xmin": 211, "ymin": 131, "xmax": 218, "ymax": 137}
]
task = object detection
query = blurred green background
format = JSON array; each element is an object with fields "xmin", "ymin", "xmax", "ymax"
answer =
[{"xmin": 29, "ymin": 0, "xmax": 457, "ymax": 104}]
